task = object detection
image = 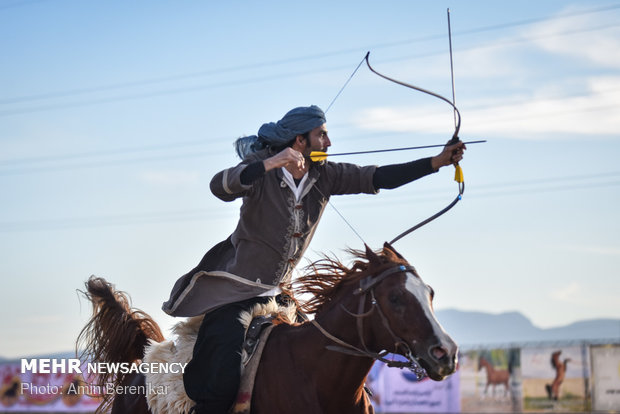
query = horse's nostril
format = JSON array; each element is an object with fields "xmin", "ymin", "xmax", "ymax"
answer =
[{"xmin": 432, "ymin": 346, "xmax": 447, "ymax": 361}]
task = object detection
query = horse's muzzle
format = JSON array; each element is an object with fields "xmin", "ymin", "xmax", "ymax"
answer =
[{"xmin": 421, "ymin": 342, "xmax": 458, "ymax": 380}]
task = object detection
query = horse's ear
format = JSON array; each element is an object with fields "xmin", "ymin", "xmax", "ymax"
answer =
[
  {"xmin": 383, "ymin": 242, "xmax": 405, "ymax": 260},
  {"xmin": 364, "ymin": 244, "xmax": 382, "ymax": 267}
]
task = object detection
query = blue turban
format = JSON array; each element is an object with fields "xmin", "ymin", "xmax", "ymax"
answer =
[{"xmin": 234, "ymin": 105, "xmax": 326, "ymax": 159}]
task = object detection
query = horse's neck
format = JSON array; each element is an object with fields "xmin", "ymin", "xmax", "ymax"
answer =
[
  {"xmin": 307, "ymin": 291, "xmax": 376, "ymax": 393},
  {"xmin": 315, "ymin": 284, "xmax": 379, "ymax": 348},
  {"xmin": 482, "ymin": 360, "xmax": 494, "ymax": 373}
]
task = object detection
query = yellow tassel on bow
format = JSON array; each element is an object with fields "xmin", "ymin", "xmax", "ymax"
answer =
[{"xmin": 454, "ymin": 164, "xmax": 463, "ymax": 183}]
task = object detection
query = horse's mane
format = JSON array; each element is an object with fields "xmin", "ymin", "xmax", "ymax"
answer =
[{"xmin": 285, "ymin": 245, "xmax": 408, "ymax": 315}]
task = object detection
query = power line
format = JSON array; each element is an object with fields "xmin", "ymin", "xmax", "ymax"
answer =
[
  {"xmin": 2, "ymin": 3, "xmax": 619, "ymax": 107},
  {"xmin": 453, "ymin": 3, "xmax": 620, "ymax": 36},
  {"xmin": 473, "ymin": 179, "xmax": 620, "ymax": 198},
  {"xmin": 479, "ymin": 171, "xmax": 620, "ymax": 189},
  {"xmin": 2, "ymin": 20, "xmax": 617, "ymax": 119},
  {"xmin": 0, "ymin": 50, "xmax": 363, "ymax": 106},
  {"xmin": 378, "ymin": 22, "xmax": 620, "ymax": 66},
  {"xmin": 0, "ymin": 64, "xmax": 351, "ymax": 117},
  {"xmin": 2, "ymin": 172, "xmax": 619, "ymax": 232},
  {"xmin": 331, "ymin": 175, "xmax": 620, "ymax": 207},
  {"xmin": 1, "ymin": 18, "xmax": 617, "ymax": 120},
  {"xmin": 2, "ymin": 85, "xmax": 619, "ymax": 174},
  {"xmin": 0, "ymin": 6, "xmax": 617, "ymax": 173},
  {"xmin": 0, "ymin": 137, "xmax": 212, "ymax": 166},
  {"xmin": 0, "ymin": 0, "xmax": 49, "ymax": 11},
  {"xmin": 0, "ymin": 208, "xmax": 234, "ymax": 232},
  {"xmin": 0, "ymin": 148, "xmax": 229, "ymax": 175}
]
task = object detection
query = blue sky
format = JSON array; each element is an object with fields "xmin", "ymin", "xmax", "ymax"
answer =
[{"xmin": 1, "ymin": 0, "xmax": 619, "ymax": 358}]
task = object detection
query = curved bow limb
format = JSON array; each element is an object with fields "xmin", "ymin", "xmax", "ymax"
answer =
[
  {"xmin": 362, "ymin": 52, "xmax": 465, "ymax": 243},
  {"xmin": 364, "ymin": 52, "xmax": 461, "ymax": 142}
]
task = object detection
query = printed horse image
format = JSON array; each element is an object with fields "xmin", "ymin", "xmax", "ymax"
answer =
[
  {"xmin": 0, "ymin": 379, "xmax": 20, "ymax": 408},
  {"xmin": 478, "ymin": 356, "xmax": 510, "ymax": 397},
  {"xmin": 77, "ymin": 244, "xmax": 458, "ymax": 414},
  {"xmin": 545, "ymin": 350, "xmax": 570, "ymax": 400}
]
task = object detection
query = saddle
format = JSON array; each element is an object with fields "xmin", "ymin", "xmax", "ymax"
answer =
[
  {"xmin": 232, "ymin": 315, "xmax": 277, "ymax": 414},
  {"xmin": 142, "ymin": 299, "xmax": 296, "ymax": 414}
]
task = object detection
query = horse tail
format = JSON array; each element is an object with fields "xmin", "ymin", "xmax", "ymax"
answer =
[{"xmin": 76, "ymin": 276, "xmax": 165, "ymax": 412}]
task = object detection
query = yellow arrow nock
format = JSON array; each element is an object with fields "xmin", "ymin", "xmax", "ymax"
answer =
[{"xmin": 309, "ymin": 151, "xmax": 328, "ymax": 162}]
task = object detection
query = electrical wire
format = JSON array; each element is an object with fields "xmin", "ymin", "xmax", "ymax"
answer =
[
  {"xmin": 2, "ymin": 3, "xmax": 619, "ymax": 108},
  {"xmin": 2, "ymin": 172, "xmax": 619, "ymax": 232}
]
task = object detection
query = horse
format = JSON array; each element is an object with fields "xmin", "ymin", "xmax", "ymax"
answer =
[
  {"xmin": 478, "ymin": 356, "xmax": 510, "ymax": 397},
  {"xmin": 77, "ymin": 243, "xmax": 458, "ymax": 414},
  {"xmin": 545, "ymin": 350, "xmax": 570, "ymax": 400}
]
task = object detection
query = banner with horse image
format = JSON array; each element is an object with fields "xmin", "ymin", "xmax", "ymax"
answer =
[
  {"xmin": 459, "ymin": 348, "xmax": 522, "ymax": 413},
  {"xmin": 520, "ymin": 345, "xmax": 590, "ymax": 412},
  {"xmin": 365, "ymin": 355, "xmax": 460, "ymax": 413},
  {"xmin": 0, "ymin": 360, "xmax": 102, "ymax": 412},
  {"xmin": 590, "ymin": 344, "xmax": 620, "ymax": 411}
]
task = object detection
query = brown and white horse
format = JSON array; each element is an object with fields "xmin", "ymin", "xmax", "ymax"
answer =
[
  {"xmin": 77, "ymin": 243, "xmax": 458, "ymax": 414},
  {"xmin": 478, "ymin": 356, "xmax": 510, "ymax": 397}
]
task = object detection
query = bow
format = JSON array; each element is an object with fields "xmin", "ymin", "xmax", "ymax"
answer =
[
  {"xmin": 361, "ymin": 52, "xmax": 466, "ymax": 244},
  {"xmin": 318, "ymin": 11, "xmax": 469, "ymax": 244}
]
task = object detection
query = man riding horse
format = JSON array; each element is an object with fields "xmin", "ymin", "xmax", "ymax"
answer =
[{"xmin": 162, "ymin": 105, "xmax": 465, "ymax": 414}]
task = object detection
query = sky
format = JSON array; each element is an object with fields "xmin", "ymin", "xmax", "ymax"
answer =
[{"xmin": 1, "ymin": 0, "xmax": 619, "ymax": 359}]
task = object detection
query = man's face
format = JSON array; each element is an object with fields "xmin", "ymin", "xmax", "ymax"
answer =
[{"xmin": 305, "ymin": 124, "xmax": 331, "ymax": 153}]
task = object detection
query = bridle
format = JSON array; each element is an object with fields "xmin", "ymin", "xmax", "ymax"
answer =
[{"xmin": 310, "ymin": 264, "xmax": 428, "ymax": 378}]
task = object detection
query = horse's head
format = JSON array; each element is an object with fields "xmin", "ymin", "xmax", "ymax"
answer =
[
  {"xmin": 361, "ymin": 243, "xmax": 458, "ymax": 381},
  {"xmin": 294, "ymin": 243, "xmax": 458, "ymax": 381},
  {"xmin": 550, "ymin": 350, "xmax": 562, "ymax": 368},
  {"xmin": 478, "ymin": 356, "xmax": 488, "ymax": 370}
]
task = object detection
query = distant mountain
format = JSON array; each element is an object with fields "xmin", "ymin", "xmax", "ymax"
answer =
[
  {"xmin": 436, "ymin": 308, "xmax": 620, "ymax": 347},
  {"xmin": 1, "ymin": 311, "xmax": 619, "ymax": 361}
]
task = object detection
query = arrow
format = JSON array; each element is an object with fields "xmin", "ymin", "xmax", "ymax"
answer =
[{"xmin": 308, "ymin": 140, "xmax": 486, "ymax": 162}]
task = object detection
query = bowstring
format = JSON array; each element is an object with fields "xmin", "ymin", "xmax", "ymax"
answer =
[
  {"xmin": 320, "ymin": 54, "xmax": 370, "ymax": 245},
  {"xmin": 324, "ymin": 54, "xmax": 367, "ymax": 114},
  {"xmin": 314, "ymin": 185, "xmax": 367, "ymax": 246}
]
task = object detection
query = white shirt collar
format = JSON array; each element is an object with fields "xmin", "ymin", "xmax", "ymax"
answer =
[{"xmin": 280, "ymin": 168, "xmax": 309, "ymax": 202}]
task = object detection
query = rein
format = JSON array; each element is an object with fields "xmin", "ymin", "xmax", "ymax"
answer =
[{"xmin": 310, "ymin": 264, "xmax": 427, "ymax": 378}]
